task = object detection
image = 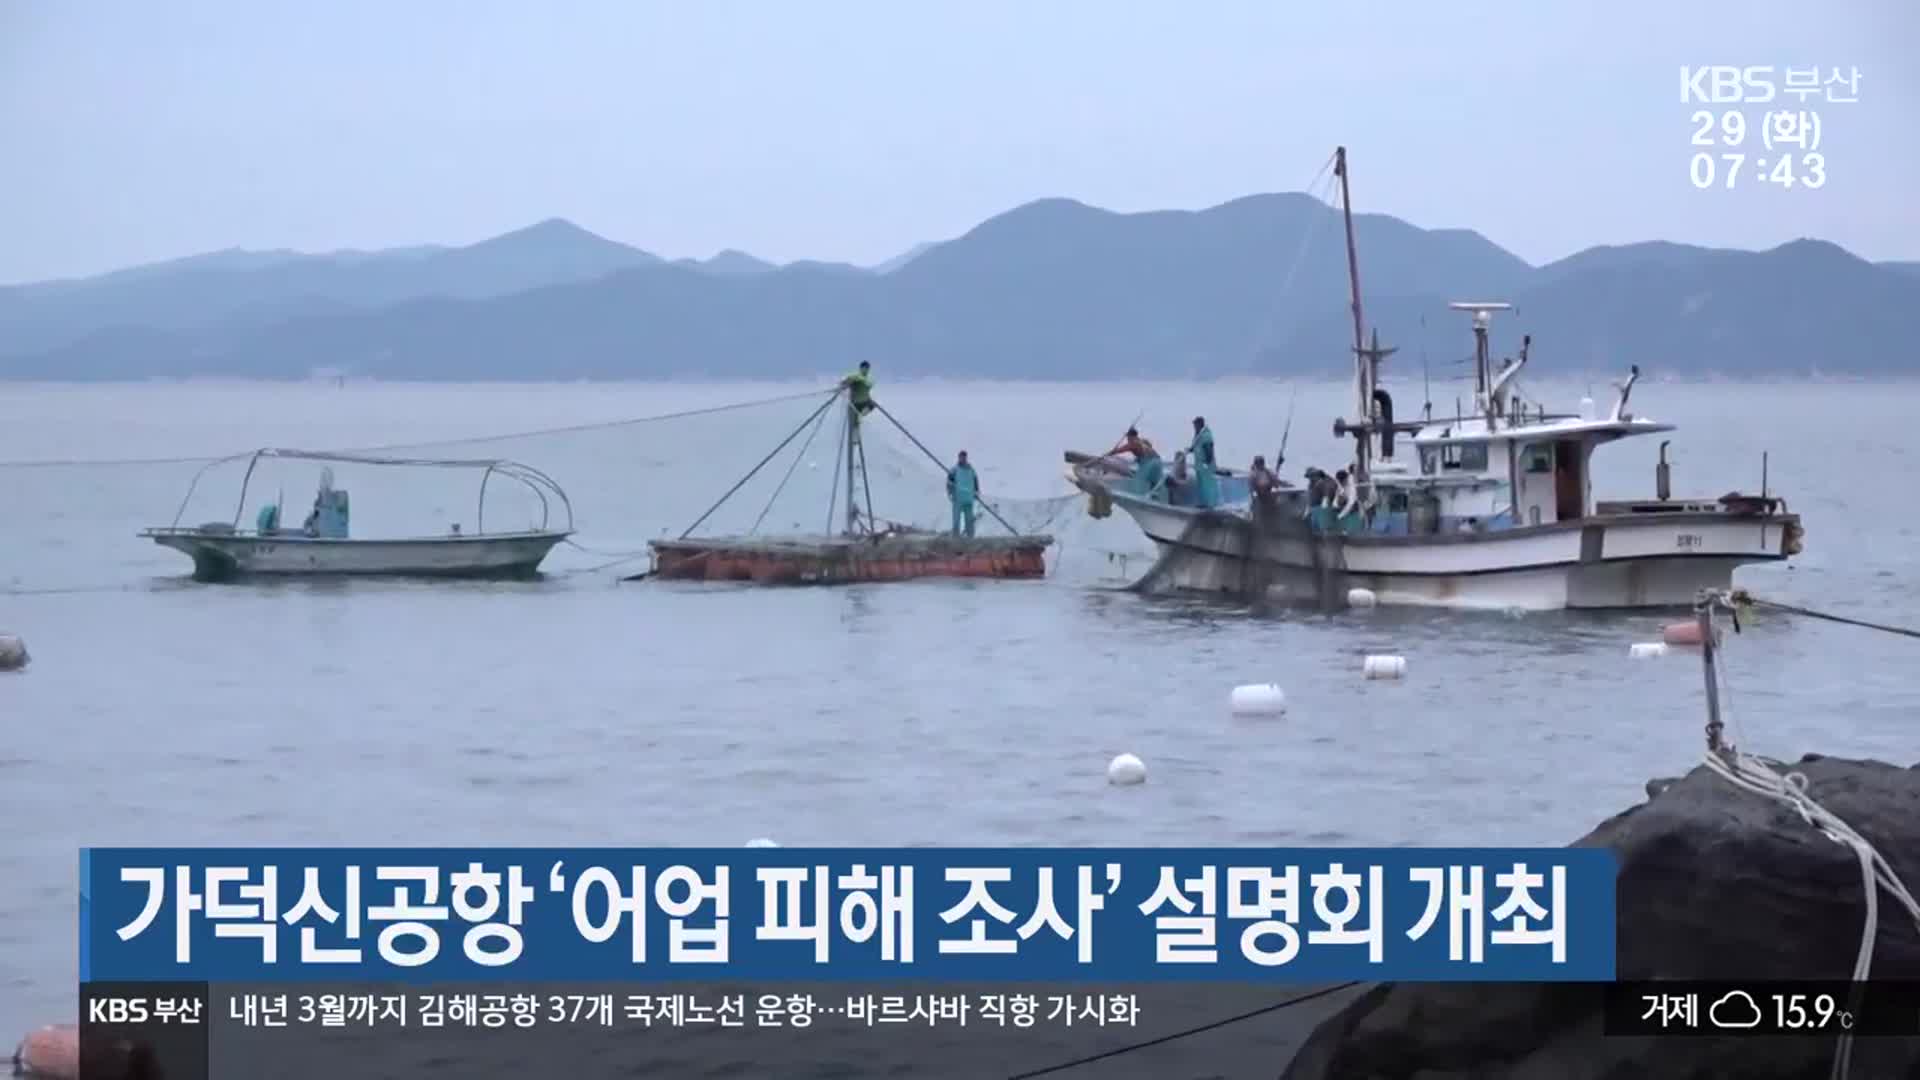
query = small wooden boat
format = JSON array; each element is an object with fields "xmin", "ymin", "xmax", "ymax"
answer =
[{"xmin": 140, "ymin": 449, "xmax": 573, "ymax": 582}]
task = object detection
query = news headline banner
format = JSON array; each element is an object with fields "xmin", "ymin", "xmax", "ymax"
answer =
[{"xmin": 82, "ymin": 847, "xmax": 1616, "ymax": 982}]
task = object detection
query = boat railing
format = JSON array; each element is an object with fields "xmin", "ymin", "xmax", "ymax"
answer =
[{"xmin": 166, "ymin": 448, "xmax": 575, "ymax": 535}]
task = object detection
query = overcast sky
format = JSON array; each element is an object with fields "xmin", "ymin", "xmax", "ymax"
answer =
[{"xmin": 2, "ymin": 0, "xmax": 1914, "ymax": 283}]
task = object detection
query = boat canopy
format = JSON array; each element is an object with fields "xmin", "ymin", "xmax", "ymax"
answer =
[{"xmin": 165, "ymin": 448, "xmax": 575, "ymax": 535}]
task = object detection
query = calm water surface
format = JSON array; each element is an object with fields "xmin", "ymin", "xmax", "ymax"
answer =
[{"xmin": 2, "ymin": 378, "xmax": 1916, "ymax": 1040}]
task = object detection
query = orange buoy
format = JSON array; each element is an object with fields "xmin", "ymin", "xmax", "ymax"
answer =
[
  {"xmin": 1662, "ymin": 621, "xmax": 1707, "ymax": 646},
  {"xmin": 15, "ymin": 1024, "xmax": 78, "ymax": 1078}
]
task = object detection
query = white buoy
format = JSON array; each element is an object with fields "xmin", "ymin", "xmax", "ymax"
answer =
[
  {"xmin": 1229, "ymin": 684, "xmax": 1287, "ymax": 716},
  {"xmin": 1362, "ymin": 655, "xmax": 1406, "ymax": 680},
  {"xmin": 0, "ymin": 634, "xmax": 27, "ymax": 672},
  {"xmin": 1629, "ymin": 642, "xmax": 1668, "ymax": 659},
  {"xmin": 1346, "ymin": 587, "xmax": 1378, "ymax": 609},
  {"xmin": 1106, "ymin": 753, "xmax": 1147, "ymax": 786},
  {"xmin": 745, "ymin": 837, "xmax": 780, "ymax": 848},
  {"xmin": 1579, "ymin": 395, "xmax": 1596, "ymax": 420}
]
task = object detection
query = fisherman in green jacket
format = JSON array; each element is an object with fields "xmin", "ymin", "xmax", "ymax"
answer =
[
  {"xmin": 947, "ymin": 450, "xmax": 979, "ymax": 537},
  {"xmin": 842, "ymin": 361, "xmax": 875, "ymax": 419}
]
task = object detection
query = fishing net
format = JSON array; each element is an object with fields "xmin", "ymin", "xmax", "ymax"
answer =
[
  {"xmin": 0, "ymin": 383, "xmax": 1149, "ymax": 591},
  {"xmin": 1121, "ymin": 493, "xmax": 1351, "ymax": 610}
]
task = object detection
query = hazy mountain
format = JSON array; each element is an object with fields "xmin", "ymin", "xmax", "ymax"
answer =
[
  {"xmin": 672, "ymin": 249, "xmax": 779, "ymax": 275},
  {"xmin": 1884, "ymin": 261, "xmax": 1920, "ymax": 279},
  {"xmin": 3, "ymin": 199, "xmax": 1915, "ymax": 380},
  {"xmin": 870, "ymin": 240, "xmax": 939, "ymax": 274},
  {"xmin": 0, "ymin": 218, "xmax": 656, "ymax": 354}
]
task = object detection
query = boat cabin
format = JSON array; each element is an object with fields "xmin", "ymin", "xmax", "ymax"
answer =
[
  {"xmin": 1359, "ymin": 411, "xmax": 1675, "ymax": 536},
  {"xmin": 1336, "ymin": 299, "xmax": 1680, "ymax": 537}
]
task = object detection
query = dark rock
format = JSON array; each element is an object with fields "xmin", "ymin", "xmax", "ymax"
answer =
[{"xmin": 1281, "ymin": 755, "xmax": 1920, "ymax": 1080}]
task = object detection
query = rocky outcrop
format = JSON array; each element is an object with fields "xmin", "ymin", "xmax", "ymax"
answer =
[{"xmin": 1282, "ymin": 754, "xmax": 1920, "ymax": 1080}]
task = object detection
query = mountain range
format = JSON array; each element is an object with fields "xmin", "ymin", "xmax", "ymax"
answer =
[{"xmin": 3, "ymin": 198, "xmax": 1915, "ymax": 380}]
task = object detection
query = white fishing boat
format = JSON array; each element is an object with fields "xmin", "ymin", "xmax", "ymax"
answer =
[
  {"xmin": 1081, "ymin": 147, "xmax": 1805, "ymax": 611},
  {"xmin": 140, "ymin": 449, "xmax": 574, "ymax": 582}
]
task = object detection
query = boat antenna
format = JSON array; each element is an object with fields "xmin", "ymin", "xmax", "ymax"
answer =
[
  {"xmin": 1447, "ymin": 301, "xmax": 1512, "ymax": 430},
  {"xmin": 1333, "ymin": 146, "xmax": 1371, "ymax": 482},
  {"xmin": 1420, "ymin": 314, "xmax": 1432, "ymax": 420}
]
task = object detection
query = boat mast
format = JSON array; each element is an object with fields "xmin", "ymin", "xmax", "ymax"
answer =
[{"xmin": 1334, "ymin": 146, "xmax": 1371, "ymax": 481}]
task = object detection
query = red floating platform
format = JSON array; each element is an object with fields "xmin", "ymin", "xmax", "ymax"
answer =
[{"xmin": 646, "ymin": 533, "xmax": 1052, "ymax": 584}]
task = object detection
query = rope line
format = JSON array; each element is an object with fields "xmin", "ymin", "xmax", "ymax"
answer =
[
  {"xmin": 1003, "ymin": 981, "xmax": 1360, "ymax": 1079},
  {"xmin": 1743, "ymin": 596, "xmax": 1920, "ymax": 641},
  {"xmin": 559, "ymin": 537, "xmax": 656, "ymax": 573},
  {"xmin": 0, "ymin": 387, "xmax": 837, "ymax": 469},
  {"xmin": 751, "ymin": 395, "xmax": 835, "ymax": 536},
  {"xmin": 872, "ymin": 400, "xmax": 1023, "ymax": 536},
  {"xmin": 674, "ymin": 392, "xmax": 843, "ymax": 541}
]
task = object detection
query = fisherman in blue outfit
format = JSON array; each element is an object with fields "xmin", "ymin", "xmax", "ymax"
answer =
[
  {"xmin": 1188, "ymin": 416, "xmax": 1219, "ymax": 508},
  {"xmin": 947, "ymin": 450, "xmax": 979, "ymax": 537},
  {"xmin": 1107, "ymin": 427, "xmax": 1167, "ymax": 502}
]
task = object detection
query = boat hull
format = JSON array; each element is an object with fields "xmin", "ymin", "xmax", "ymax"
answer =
[
  {"xmin": 141, "ymin": 529, "xmax": 571, "ymax": 583},
  {"xmin": 647, "ymin": 534, "xmax": 1052, "ymax": 585},
  {"xmin": 1107, "ymin": 491, "xmax": 1799, "ymax": 611}
]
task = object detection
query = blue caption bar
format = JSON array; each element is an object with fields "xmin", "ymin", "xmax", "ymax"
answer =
[{"xmin": 82, "ymin": 847, "xmax": 1616, "ymax": 982}]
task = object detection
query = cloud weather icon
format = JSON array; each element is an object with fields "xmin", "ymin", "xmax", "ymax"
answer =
[{"xmin": 1709, "ymin": 990, "xmax": 1763, "ymax": 1029}]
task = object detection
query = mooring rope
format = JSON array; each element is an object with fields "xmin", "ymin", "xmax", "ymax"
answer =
[
  {"xmin": 1740, "ymin": 594, "xmax": 1920, "ymax": 641},
  {"xmin": 1697, "ymin": 597, "xmax": 1920, "ymax": 1080}
]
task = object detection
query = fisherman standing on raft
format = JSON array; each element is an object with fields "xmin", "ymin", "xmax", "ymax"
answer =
[
  {"xmin": 947, "ymin": 450, "xmax": 979, "ymax": 537},
  {"xmin": 1107, "ymin": 427, "xmax": 1167, "ymax": 502}
]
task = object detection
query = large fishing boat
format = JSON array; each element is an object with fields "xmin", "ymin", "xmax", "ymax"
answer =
[
  {"xmin": 141, "ymin": 449, "xmax": 574, "ymax": 582},
  {"xmin": 1077, "ymin": 147, "xmax": 1804, "ymax": 611}
]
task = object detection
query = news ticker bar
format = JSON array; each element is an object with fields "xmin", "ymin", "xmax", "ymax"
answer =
[
  {"xmin": 80, "ymin": 979, "xmax": 1353, "ymax": 1080},
  {"xmin": 85, "ymin": 980, "xmax": 1920, "ymax": 1039}
]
